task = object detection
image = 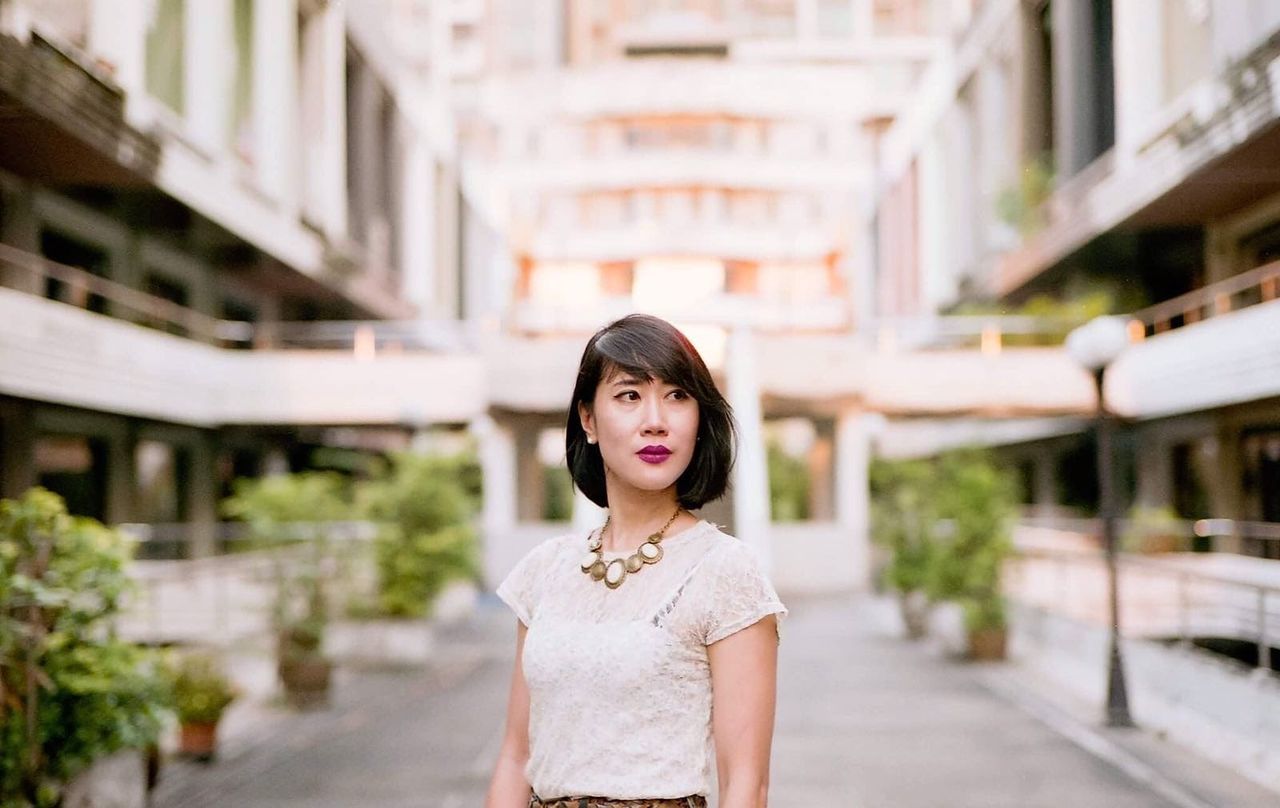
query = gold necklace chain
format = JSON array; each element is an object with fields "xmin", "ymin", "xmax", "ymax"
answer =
[{"xmin": 579, "ymin": 506, "xmax": 683, "ymax": 590}]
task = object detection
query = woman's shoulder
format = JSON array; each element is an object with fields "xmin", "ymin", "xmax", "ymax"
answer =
[{"xmin": 691, "ymin": 523, "xmax": 767, "ymax": 570}]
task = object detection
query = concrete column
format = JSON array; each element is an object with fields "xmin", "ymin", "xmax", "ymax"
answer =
[
  {"xmin": 514, "ymin": 421, "xmax": 545, "ymax": 523},
  {"xmin": 472, "ymin": 413, "xmax": 517, "ymax": 542},
  {"xmin": 727, "ymin": 326, "xmax": 771, "ymax": 570},
  {"xmin": 1033, "ymin": 448, "xmax": 1058, "ymax": 518},
  {"xmin": 0, "ymin": 399, "xmax": 37, "ymax": 500},
  {"xmin": 89, "ymin": 0, "xmax": 147, "ymax": 100},
  {"xmin": 834, "ymin": 409, "xmax": 871, "ymax": 589},
  {"xmin": 0, "ymin": 180, "xmax": 41, "ymax": 294},
  {"xmin": 1208, "ymin": 423, "xmax": 1244, "ymax": 553},
  {"xmin": 399, "ymin": 124, "xmax": 433, "ymax": 312},
  {"xmin": 185, "ymin": 431, "xmax": 218, "ymax": 558},
  {"xmin": 184, "ymin": 0, "xmax": 233, "ymax": 153},
  {"xmin": 1111, "ymin": 0, "xmax": 1162, "ymax": 166},
  {"xmin": 105, "ymin": 423, "xmax": 136, "ymax": 525},
  {"xmin": 807, "ymin": 418, "xmax": 836, "ymax": 521},
  {"xmin": 1134, "ymin": 431, "xmax": 1174, "ymax": 509},
  {"xmin": 252, "ymin": 0, "xmax": 299, "ymax": 210},
  {"xmin": 298, "ymin": 3, "xmax": 347, "ymax": 240}
]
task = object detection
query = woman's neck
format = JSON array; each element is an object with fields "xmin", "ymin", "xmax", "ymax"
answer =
[{"xmin": 601, "ymin": 487, "xmax": 690, "ymax": 553}]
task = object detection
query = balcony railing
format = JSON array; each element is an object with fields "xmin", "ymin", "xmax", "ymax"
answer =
[
  {"xmin": 0, "ymin": 242, "xmax": 471, "ymax": 353},
  {"xmin": 1130, "ymin": 260, "xmax": 1280, "ymax": 339}
]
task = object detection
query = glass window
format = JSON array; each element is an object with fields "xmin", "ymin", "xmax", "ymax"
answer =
[
  {"xmin": 36, "ymin": 435, "xmax": 108, "ymax": 520},
  {"xmin": 136, "ymin": 440, "xmax": 189, "ymax": 524},
  {"xmin": 231, "ymin": 0, "xmax": 255, "ymax": 157},
  {"xmin": 145, "ymin": 0, "xmax": 186, "ymax": 115}
]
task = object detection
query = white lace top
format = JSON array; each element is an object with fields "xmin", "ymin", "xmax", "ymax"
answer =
[{"xmin": 495, "ymin": 519, "xmax": 787, "ymax": 801}]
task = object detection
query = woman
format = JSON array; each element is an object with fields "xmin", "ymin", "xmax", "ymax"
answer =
[{"xmin": 485, "ymin": 314, "xmax": 786, "ymax": 808}]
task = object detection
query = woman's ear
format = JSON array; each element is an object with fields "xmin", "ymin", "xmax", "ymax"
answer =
[{"xmin": 578, "ymin": 401, "xmax": 596, "ymax": 444}]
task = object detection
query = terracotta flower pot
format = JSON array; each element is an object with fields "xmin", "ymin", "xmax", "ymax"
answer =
[
  {"xmin": 179, "ymin": 721, "xmax": 220, "ymax": 762},
  {"xmin": 967, "ymin": 627, "xmax": 1007, "ymax": 661}
]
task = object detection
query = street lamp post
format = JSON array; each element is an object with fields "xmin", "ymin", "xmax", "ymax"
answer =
[{"xmin": 1065, "ymin": 316, "xmax": 1136, "ymax": 729}]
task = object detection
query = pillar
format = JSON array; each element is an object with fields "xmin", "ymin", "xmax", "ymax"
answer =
[
  {"xmin": 1208, "ymin": 423, "xmax": 1244, "ymax": 553},
  {"xmin": 1032, "ymin": 448, "xmax": 1058, "ymax": 518},
  {"xmin": 186, "ymin": 431, "xmax": 219, "ymax": 558},
  {"xmin": 1133, "ymin": 429, "xmax": 1174, "ymax": 509},
  {"xmin": 807, "ymin": 418, "xmax": 835, "ymax": 521},
  {"xmin": 184, "ymin": 0, "xmax": 233, "ymax": 153},
  {"xmin": 0, "ymin": 399, "xmax": 37, "ymax": 500},
  {"xmin": 727, "ymin": 326, "xmax": 771, "ymax": 570},
  {"xmin": 472, "ymin": 413, "xmax": 516, "ymax": 573},
  {"xmin": 252, "ymin": 0, "xmax": 298, "ymax": 209},
  {"xmin": 835, "ymin": 409, "xmax": 871, "ymax": 589},
  {"xmin": 298, "ymin": 1, "xmax": 347, "ymax": 240},
  {"xmin": 514, "ymin": 421, "xmax": 545, "ymax": 523}
]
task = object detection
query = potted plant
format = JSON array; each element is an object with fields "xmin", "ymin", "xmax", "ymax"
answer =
[
  {"xmin": 170, "ymin": 651, "xmax": 238, "ymax": 761},
  {"xmin": 1122, "ymin": 505, "xmax": 1187, "ymax": 554},
  {"xmin": 870, "ymin": 458, "xmax": 940, "ymax": 639},
  {"xmin": 1, "ymin": 488, "xmax": 169, "ymax": 806},
  {"xmin": 222, "ymin": 472, "xmax": 349, "ymax": 709},
  {"xmin": 927, "ymin": 449, "xmax": 1018, "ymax": 661}
]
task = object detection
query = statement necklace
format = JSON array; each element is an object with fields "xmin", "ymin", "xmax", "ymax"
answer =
[{"xmin": 580, "ymin": 506, "xmax": 683, "ymax": 590}]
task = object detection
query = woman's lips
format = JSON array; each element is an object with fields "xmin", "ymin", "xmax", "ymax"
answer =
[{"xmin": 637, "ymin": 445, "xmax": 672, "ymax": 464}]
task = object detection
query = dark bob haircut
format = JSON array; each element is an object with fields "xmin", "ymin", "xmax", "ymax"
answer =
[{"xmin": 565, "ymin": 314, "xmax": 736, "ymax": 510}]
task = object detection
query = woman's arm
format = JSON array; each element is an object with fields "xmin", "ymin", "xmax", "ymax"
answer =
[
  {"xmin": 708, "ymin": 614, "xmax": 780, "ymax": 808},
  {"xmin": 484, "ymin": 621, "xmax": 533, "ymax": 808}
]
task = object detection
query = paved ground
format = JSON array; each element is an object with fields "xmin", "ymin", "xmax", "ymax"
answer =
[{"xmin": 153, "ymin": 594, "xmax": 1278, "ymax": 807}]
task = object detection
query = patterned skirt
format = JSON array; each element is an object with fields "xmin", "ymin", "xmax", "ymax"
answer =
[{"xmin": 529, "ymin": 797, "xmax": 706, "ymax": 808}]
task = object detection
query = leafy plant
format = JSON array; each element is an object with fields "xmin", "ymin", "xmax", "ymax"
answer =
[
  {"xmin": 1, "ymin": 488, "xmax": 169, "ymax": 807},
  {"xmin": 871, "ymin": 450, "xmax": 1018, "ymax": 639},
  {"xmin": 355, "ymin": 452, "xmax": 479, "ymax": 619},
  {"xmin": 870, "ymin": 458, "xmax": 940, "ymax": 639},
  {"xmin": 768, "ymin": 441, "xmax": 811, "ymax": 522},
  {"xmin": 995, "ymin": 153, "xmax": 1055, "ymax": 237},
  {"xmin": 169, "ymin": 652, "xmax": 238, "ymax": 725},
  {"xmin": 221, "ymin": 472, "xmax": 350, "ymax": 658},
  {"xmin": 927, "ymin": 449, "xmax": 1018, "ymax": 632}
]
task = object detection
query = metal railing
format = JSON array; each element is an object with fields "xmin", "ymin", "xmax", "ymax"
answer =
[
  {"xmin": 1130, "ymin": 259, "xmax": 1280, "ymax": 338},
  {"xmin": 1018, "ymin": 514, "xmax": 1280, "ymax": 554},
  {"xmin": 116, "ymin": 521, "xmax": 381, "ymax": 648},
  {"xmin": 0, "ymin": 242, "xmax": 471, "ymax": 352},
  {"xmin": 1008, "ymin": 540, "xmax": 1280, "ymax": 674}
]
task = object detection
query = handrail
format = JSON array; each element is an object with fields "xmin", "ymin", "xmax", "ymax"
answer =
[
  {"xmin": 0, "ymin": 242, "xmax": 470, "ymax": 352},
  {"xmin": 1130, "ymin": 259, "xmax": 1280, "ymax": 337}
]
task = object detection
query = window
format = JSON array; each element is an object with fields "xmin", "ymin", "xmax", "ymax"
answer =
[
  {"xmin": 230, "ymin": 0, "xmax": 255, "ymax": 158},
  {"xmin": 36, "ymin": 435, "xmax": 108, "ymax": 521},
  {"xmin": 145, "ymin": 0, "xmax": 186, "ymax": 115},
  {"xmin": 40, "ymin": 229, "xmax": 109, "ymax": 315},
  {"xmin": 136, "ymin": 440, "xmax": 189, "ymax": 524}
]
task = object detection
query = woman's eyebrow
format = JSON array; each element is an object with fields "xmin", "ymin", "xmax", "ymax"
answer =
[{"xmin": 610, "ymin": 375, "xmax": 643, "ymax": 386}]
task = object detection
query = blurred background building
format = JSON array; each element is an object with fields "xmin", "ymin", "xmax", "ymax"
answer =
[{"xmin": 1, "ymin": 0, "xmax": 1278, "ymax": 587}]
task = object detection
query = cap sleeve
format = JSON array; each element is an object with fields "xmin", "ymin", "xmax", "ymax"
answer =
[
  {"xmin": 495, "ymin": 537, "xmax": 560, "ymax": 626},
  {"xmin": 698, "ymin": 540, "xmax": 788, "ymax": 646}
]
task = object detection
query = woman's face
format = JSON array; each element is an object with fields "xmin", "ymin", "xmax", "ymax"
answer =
[{"xmin": 579, "ymin": 369, "xmax": 700, "ymax": 499}]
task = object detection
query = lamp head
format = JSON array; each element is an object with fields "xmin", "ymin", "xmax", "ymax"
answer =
[{"xmin": 1065, "ymin": 315, "xmax": 1131, "ymax": 372}]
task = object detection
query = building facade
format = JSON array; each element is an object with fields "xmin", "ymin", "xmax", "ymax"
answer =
[
  {"xmin": 0, "ymin": 0, "xmax": 463, "ymax": 552},
  {"xmin": 872, "ymin": 0, "xmax": 1280, "ymax": 557}
]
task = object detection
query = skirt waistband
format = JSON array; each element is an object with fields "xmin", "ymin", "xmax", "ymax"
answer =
[{"xmin": 530, "ymin": 796, "xmax": 706, "ymax": 808}]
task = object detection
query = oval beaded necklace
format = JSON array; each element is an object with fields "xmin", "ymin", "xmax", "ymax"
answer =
[{"xmin": 579, "ymin": 506, "xmax": 683, "ymax": 589}]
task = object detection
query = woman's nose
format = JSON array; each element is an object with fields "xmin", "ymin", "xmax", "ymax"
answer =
[{"xmin": 641, "ymin": 397, "xmax": 667, "ymax": 433}]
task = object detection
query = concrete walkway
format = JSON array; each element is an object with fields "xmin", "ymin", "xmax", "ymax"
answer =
[{"xmin": 153, "ymin": 594, "xmax": 1277, "ymax": 807}]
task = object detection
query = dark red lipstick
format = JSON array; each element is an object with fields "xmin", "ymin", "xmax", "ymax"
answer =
[{"xmin": 637, "ymin": 445, "xmax": 672, "ymax": 464}]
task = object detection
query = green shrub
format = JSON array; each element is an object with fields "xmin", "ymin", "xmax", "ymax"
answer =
[
  {"xmin": 221, "ymin": 472, "xmax": 350, "ymax": 656},
  {"xmin": 169, "ymin": 652, "xmax": 237, "ymax": 725},
  {"xmin": 356, "ymin": 452, "xmax": 479, "ymax": 619},
  {"xmin": 768, "ymin": 441, "xmax": 811, "ymax": 522},
  {"xmin": 1, "ymin": 489, "xmax": 169, "ymax": 807}
]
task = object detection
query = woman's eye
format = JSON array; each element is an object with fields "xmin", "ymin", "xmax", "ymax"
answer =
[
  {"xmin": 669, "ymin": 389, "xmax": 689, "ymax": 400},
  {"xmin": 617, "ymin": 391, "xmax": 640, "ymax": 401}
]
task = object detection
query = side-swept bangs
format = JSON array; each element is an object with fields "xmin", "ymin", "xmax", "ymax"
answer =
[{"xmin": 565, "ymin": 314, "xmax": 735, "ymax": 509}]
